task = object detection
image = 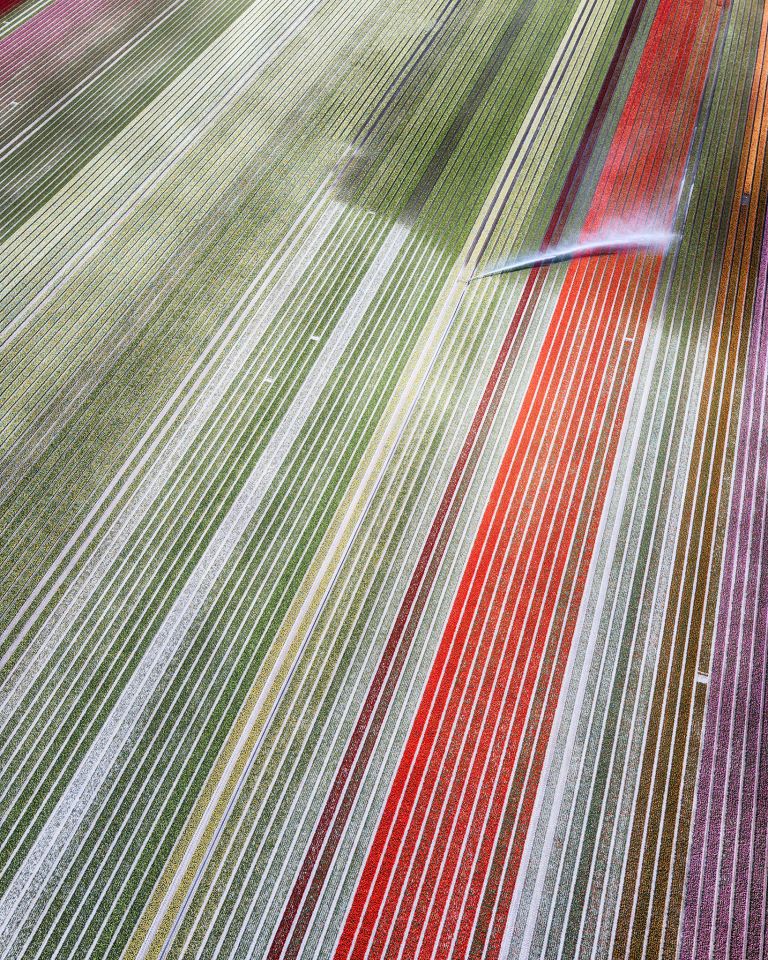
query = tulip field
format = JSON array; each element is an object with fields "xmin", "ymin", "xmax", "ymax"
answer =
[{"xmin": 1, "ymin": 0, "xmax": 767, "ymax": 957}]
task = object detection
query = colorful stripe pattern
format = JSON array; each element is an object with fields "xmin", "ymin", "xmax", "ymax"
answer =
[{"xmin": 0, "ymin": 0, "xmax": 766, "ymax": 958}]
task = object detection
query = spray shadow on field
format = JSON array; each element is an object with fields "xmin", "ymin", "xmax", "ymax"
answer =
[{"xmin": 335, "ymin": 0, "xmax": 538, "ymax": 228}]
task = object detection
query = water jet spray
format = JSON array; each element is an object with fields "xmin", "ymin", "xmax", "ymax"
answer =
[{"xmin": 472, "ymin": 228, "xmax": 678, "ymax": 280}]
